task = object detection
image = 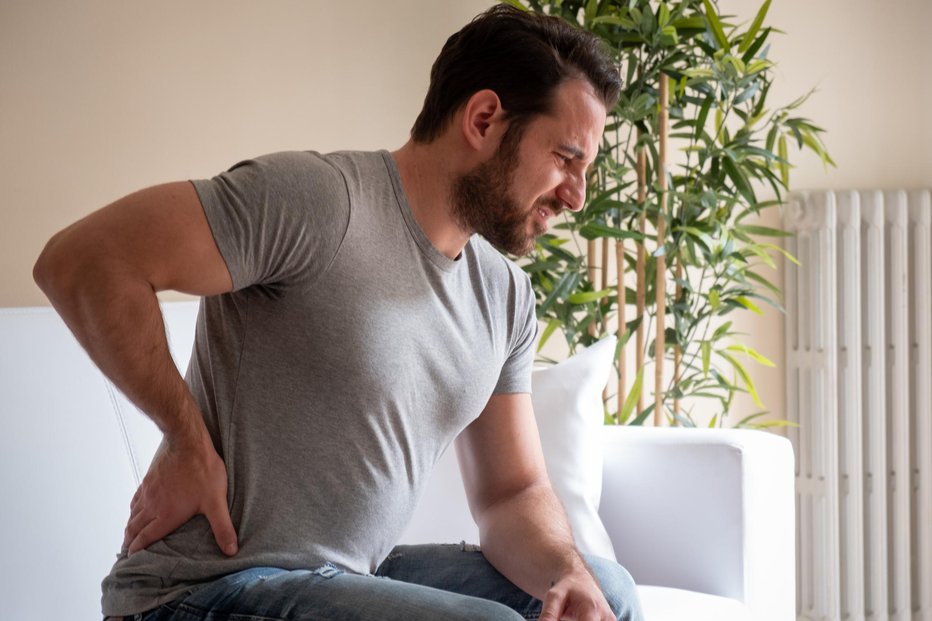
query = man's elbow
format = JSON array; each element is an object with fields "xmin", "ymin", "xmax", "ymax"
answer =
[
  {"xmin": 33, "ymin": 231, "xmax": 69, "ymax": 298},
  {"xmin": 33, "ymin": 229, "xmax": 100, "ymax": 306}
]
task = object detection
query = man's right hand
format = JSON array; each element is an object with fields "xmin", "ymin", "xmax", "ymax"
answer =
[
  {"xmin": 124, "ymin": 433, "xmax": 238, "ymax": 557},
  {"xmin": 32, "ymin": 180, "xmax": 239, "ymax": 558}
]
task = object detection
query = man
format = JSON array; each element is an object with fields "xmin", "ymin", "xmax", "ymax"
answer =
[{"xmin": 34, "ymin": 5, "xmax": 643, "ymax": 620}]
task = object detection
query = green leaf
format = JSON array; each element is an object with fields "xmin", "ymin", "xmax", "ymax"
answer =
[
  {"xmin": 750, "ymin": 419, "xmax": 800, "ymax": 429},
  {"xmin": 741, "ymin": 27, "xmax": 771, "ymax": 63},
  {"xmin": 590, "ymin": 15, "xmax": 639, "ymax": 29},
  {"xmin": 801, "ymin": 130, "xmax": 837, "ymax": 167},
  {"xmin": 701, "ymin": 340, "xmax": 711, "ymax": 376},
  {"xmin": 702, "ymin": 0, "xmax": 729, "ymax": 50},
  {"xmin": 734, "ymin": 295, "xmax": 763, "ymax": 314},
  {"xmin": 498, "ymin": 0, "xmax": 530, "ymax": 11},
  {"xmin": 759, "ymin": 241, "xmax": 800, "ymax": 266},
  {"xmin": 713, "ymin": 320, "xmax": 733, "ymax": 340},
  {"xmin": 631, "ymin": 402, "xmax": 655, "ymax": 426},
  {"xmin": 718, "ymin": 351, "xmax": 765, "ymax": 408},
  {"xmin": 737, "ymin": 224, "xmax": 793, "ymax": 237},
  {"xmin": 778, "ymin": 134, "xmax": 789, "ymax": 186},
  {"xmin": 708, "ymin": 413, "xmax": 718, "ymax": 428},
  {"xmin": 540, "ymin": 239, "xmax": 579, "ymax": 263},
  {"xmin": 694, "ymin": 96, "xmax": 714, "ymax": 135},
  {"xmin": 744, "ymin": 269, "xmax": 781, "ymax": 295},
  {"xmin": 537, "ymin": 318, "xmax": 562, "ymax": 352},
  {"xmin": 671, "ymin": 16, "xmax": 707, "ymax": 31},
  {"xmin": 579, "ymin": 222, "xmax": 643, "ymax": 241},
  {"xmin": 722, "ymin": 156, "xmax": 755, "ymax": 204},
  {"xmin": 746, "ymin": 59, "xmax": 773, "ymax": 75},
  {"xmin": 683, "ymin": 68, "xmax": 716, "ymax": 79},
  {"xmin": 738, "ymin": 0, "xmax": 771, "ymax": 53},
  {"xmin": 539, "ymin": 272, "xmax": 579, "ymax": 314},
  {"xmin": 618, "ymin": 367, "xmax": 645, "ymax": 425},
  {"xmin": 658, "ymin": 2, "xmax": 671, "ymax": 28},
  {"xmin": 735, "ymin": 411, "xmax": 769, "ymax": 427},
  {"xmin": 745, "ymin": 243, "xmax": 777, "ymax": 269},
  {"xmin": 709, "ymin": 288, "xmax": 720, "ymax": 310},
  {"xmin": 734, "ymin": 82, "xmax": 759, "ymax": 105},
  {"xmin": 568, "ymin": 288, "xmax": 615, "ymax": 304},
  {"xmin": 580, "ymin": 0, "xmax": 596, "ymax": 26},
  {"xmin": 725, "ymin": 343, "xmax": 776, "ymax": 367}
]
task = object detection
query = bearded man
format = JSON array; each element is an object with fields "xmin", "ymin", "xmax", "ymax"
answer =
[{"xmin": 34, "ymin": 5, "xmax": 644, "ymax": 620}]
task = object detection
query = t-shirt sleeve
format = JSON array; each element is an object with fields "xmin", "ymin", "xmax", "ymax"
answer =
[
  {"xmin": 190, "ymin": 151, "xmax": 350, "ymax": 291},
  {"xmin": 493, "ymin": 271, "xmax": 539, "ymax": 394}
]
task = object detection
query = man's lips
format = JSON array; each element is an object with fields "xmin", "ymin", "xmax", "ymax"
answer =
[{"xmin": 535, "ymin": 200, "xmax": 565, "ymax": 227}]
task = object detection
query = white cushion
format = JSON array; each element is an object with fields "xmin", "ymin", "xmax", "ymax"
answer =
[
  {"xmin": 399, "ymin": 336, "xmax": 618, "ymax": 562},
  {"xmin": 532, "ymin": 336, "xmax": 617, "ymax": 561},
  {"xmin": 637, "ymin": 585, "xmax": 751, "ymax": 621}
]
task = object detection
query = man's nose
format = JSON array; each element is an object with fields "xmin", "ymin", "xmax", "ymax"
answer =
[{"xmin": 559, "ymin": 172, "xmax": 587, "ymax": 212}]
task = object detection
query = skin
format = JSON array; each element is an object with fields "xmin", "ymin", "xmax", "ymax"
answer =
[{"xmin": 34, "ymin": 77, "xmax": 609, "ymax": 620}]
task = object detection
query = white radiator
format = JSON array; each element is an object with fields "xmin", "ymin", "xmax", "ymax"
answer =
[{"xmin": 784, "ymin": 190, "xmax": 932, "ymax": 621}]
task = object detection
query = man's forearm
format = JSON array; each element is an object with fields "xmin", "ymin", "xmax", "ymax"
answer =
[
  {"xmin": 476, "ymin": 481, "xmax": 590, "ymax": 601},
  {"xmin": 34, "ymin": 246, "xmax": 207, "ymax": 445}
]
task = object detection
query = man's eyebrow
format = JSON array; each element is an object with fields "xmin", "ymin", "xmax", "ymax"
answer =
[
  {"xmin": 559, "ymin": 143, "xmax": 597, "ymax": 174},
  {"xmin": 558, "ymin": 144, "xmax": 586, "ymax": 160}
]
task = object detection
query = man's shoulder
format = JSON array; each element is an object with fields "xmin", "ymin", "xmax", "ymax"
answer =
[
  {"xmin": 214, "ymin": 150, "xmax": 391, "ymax": 206},
  {"xmin": 226, "ymin": 149, "xmax": 385, "ymax": 180}
]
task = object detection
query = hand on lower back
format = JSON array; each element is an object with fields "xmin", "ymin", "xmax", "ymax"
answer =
[{"xmin": 123, "ymin": 435, "xmax": 238, "ymax": 557}]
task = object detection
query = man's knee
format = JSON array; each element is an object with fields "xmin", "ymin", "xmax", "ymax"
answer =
[{"xmin": 584, "ymin": 555, "xmax": 645, "ymax": 621}]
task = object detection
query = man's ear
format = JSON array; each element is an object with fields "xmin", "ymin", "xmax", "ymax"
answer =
[{"xmin": 461, "ymin": 89, "xmax": 507, "ymax": 156}]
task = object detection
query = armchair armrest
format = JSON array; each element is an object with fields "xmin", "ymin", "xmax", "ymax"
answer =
[{"xmin": 598, "ymin": 426, "xmax": 795, "ymax": 621}]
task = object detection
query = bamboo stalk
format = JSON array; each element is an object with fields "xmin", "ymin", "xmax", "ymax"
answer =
[
  {"xmin": 601, "ymin": 236, "xmax": 609, "ymax": 332},
  {"xmin": 654, "ymin": 73, "xmax": 669, "ymax": 426},
  {"xmin": 616, "ymin": 239, "xmax": 626, "ymax": 421},
  {"xmin": 674, "ymin": 260, "xmax": 682, "ymax": 423},
  {"xmin": 635, "ymin": 135, "xmax": 647, "ymax": 418},
  {"xmin": 587, "ymin": 239, "xmax": 598, "ymax": 338}
]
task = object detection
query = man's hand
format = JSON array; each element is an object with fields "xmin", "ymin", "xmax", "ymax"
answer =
[
  {"xmin": 124, "ymin": 434, "xmax": 238, "ymax": 557},
  {"xmin": 540, "ymin": 566, "xmax": 615, "ymax": 621}
]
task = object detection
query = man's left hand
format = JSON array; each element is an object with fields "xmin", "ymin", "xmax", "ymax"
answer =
[{"xmin": 539, "ymin": 566, "xmax": 615, "ymax": 621}]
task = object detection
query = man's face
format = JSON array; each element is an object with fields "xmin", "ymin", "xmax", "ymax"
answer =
[{"xmin": 451, "ymin": 79, "xmax": 607, "ymax": 255}]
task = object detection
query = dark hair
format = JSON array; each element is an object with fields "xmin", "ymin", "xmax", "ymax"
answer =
[{"xmin": 410, "ymin": 4, "xmax": 621, "ymax": 143}]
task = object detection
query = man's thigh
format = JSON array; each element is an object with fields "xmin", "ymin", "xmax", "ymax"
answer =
[
  {"xmin": 375, "ymin": 542, "xmax": 542, "ymax": 618},
  {"xmin": 375, "ymin": 543, "xmax": 643, "ymax": 621},
  {"xmin": 133, "ymin": 563, "xmax": 524, "ymax": 621}
]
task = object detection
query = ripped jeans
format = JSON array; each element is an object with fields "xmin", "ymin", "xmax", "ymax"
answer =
[{"xmin": 118, "ymin": 543, "xmax": 644, "ymax": 621}]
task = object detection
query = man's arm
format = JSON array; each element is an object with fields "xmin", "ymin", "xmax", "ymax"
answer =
[
  {"xmin": 455, "ymin": 392, "xmax": 614, "ymax": 621},
  {"xmin": 33, "ymin": 181, "xmax": 239, "ymax": 556}
]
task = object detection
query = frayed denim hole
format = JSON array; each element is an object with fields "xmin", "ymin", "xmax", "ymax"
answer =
[{"xmin": 312, "ymin": 562, "xmax": 344, "ymax": 579}]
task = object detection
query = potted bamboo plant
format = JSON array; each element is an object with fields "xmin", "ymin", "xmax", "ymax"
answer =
[{"xmin": 505, "ymin": 0, "xmax": 832, "ymax": 427}]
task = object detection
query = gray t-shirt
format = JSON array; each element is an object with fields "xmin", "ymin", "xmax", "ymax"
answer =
[{"xmin": 101, "ymin": 150, "xmax": 538, "ymax": 615}]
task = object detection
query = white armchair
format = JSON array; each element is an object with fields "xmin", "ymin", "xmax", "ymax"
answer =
[{"xmin": 0, "ymin": 303, "xmax": 794, "ymax": 620}]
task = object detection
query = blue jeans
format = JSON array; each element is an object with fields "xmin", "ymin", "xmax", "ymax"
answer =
[{"xmin": 118, "ymin": 543, "xmax": 644, "ymax": 620}]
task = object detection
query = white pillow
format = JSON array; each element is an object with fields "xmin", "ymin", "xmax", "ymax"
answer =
[{"xmin": 532, "ymin": 336, "xmax": 617, "ymax": 561}]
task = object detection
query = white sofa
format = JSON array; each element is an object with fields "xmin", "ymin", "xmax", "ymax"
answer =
[{"xmin": 0, "ymin": 302, "xmax": 795, "ymax": 620}]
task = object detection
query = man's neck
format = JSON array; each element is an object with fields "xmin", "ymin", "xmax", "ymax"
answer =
[{"xmin": 392, "ymin": 140, "xmax": 472, "ymax": 260}]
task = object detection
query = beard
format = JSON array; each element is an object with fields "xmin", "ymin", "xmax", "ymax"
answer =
[{"xmin": 450, "ymin": 124, "xmax": 559, "ymax": 256}]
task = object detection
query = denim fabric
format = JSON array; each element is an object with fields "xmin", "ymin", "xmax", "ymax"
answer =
[{"xmin": 120, "ymin": 543, "xmax": 643, "ymax": 621}]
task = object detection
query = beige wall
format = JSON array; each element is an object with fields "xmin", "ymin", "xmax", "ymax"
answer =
[
  {"xmin": 2, "ymin": 0, "xmax": 927, "ymax": 423},
  {"xmin": 0, "ymin": 0, "xmax": 491, "ymax": 307}
]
